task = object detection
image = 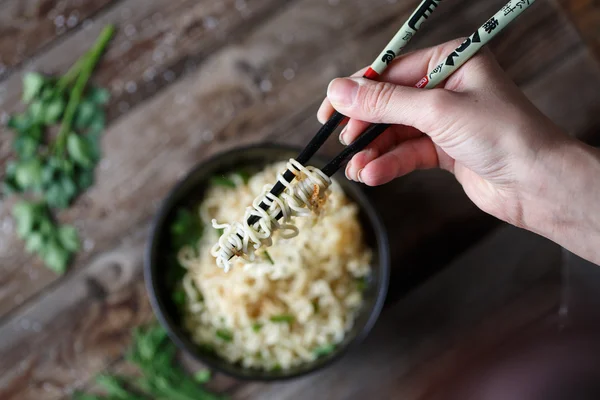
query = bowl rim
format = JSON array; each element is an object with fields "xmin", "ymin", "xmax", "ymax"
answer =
[{"xmin": 144, "ymin": 142, "xmax": 390, "ymax": 381}]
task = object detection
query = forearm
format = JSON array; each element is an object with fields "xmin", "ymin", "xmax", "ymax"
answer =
[{"xmin": 522, "ymin": 138, "xmax": 600, "ymax": 265}]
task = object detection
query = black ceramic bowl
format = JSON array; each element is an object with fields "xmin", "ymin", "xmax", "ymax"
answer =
[{"xmin": 145, "ymin": 144, "xmax": 390, "ymax": 381}]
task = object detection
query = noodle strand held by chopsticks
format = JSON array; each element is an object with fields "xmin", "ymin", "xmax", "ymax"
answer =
[{"xmin": 210, "ymin": 159, "xmax": 332, "ymax": 271}]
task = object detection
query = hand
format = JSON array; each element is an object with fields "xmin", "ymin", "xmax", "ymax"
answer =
[{"xmin": 318, "ymin": 39, "xmax": 600, "ymax": 264}]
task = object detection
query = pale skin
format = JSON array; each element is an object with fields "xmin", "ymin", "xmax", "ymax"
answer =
[{"xmin": 318, "ymin": 39, "xmax": 600, "ymax": 265}]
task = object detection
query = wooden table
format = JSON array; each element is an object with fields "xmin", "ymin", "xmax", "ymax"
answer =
[{"xmin": 1, "ymin": 0, "xmax": 599, "ymax": 398}]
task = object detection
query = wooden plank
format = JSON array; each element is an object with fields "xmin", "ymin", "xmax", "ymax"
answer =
[
  {"xmin": 559, "ymin": 0, "xmax": 600, "ymax": 63},
  {"xmin": 523, "ymin": 46, "xmax": 600, "ymax": 137},
  {"xmin": 0, "ymin": 0, "xmax": 584, "ymax": 320},
  {"xmin": 0, "ymin": 0, "xmax": 292, "ymax": 123},
  {"xmin": 0, "ymin": 0, "xmax": 118, "ymax": 72},
  {"xmin": 232, "ymin": 226, "xmax": 562, "ymax": 399},
  {"xmin": 0, "ymin": 0, "xmax": 598, "ymax": 396},
  {"xmin": 0, "ymin": 227, "xmax": 155, "ymax": 399}
]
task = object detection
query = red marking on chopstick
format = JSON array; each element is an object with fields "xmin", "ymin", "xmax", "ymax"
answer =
[
  {"xmin": 415, "ymin": 76, "xmax": 429, "ymax": 88},
  {"xmin": 363, "ymin": 67, "xmax": 380, "ymax": 80}
]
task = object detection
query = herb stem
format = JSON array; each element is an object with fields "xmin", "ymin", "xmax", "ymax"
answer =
[
  {"xmin": 55, "ymin": 25, "xmax": 115, "ymax": 155},
  {"xmin": 56, "ymin": 53, "xmax": 88, "ymax": 92}
]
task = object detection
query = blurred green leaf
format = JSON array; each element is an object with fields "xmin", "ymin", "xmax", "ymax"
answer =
[
  {"xmin": 24, "ymin": 232, "xmax": 44, "ymax": 253},
  {"xmin": 6, "ymin": 112, "xmax": 33, "ymax": 133},
  {"xmin": 76, "ymin": 168, "xmax": 95, "ymax": 190},
  {"xmin": 44, "ymin": 97, "xmax": 65, "ymax": 124},
  {"xmin": 67, "ymin": 133, "xmax": 94, "ymax": 167},
  {"xmin": 194, "ymin": 369, "xmax": 212, "ymax": 384},
  {"xmin": 88, "ymin": 87, "xmax": 111, "ymax": 105},
  {"xmin": 170, "ymin": 208, "xmax": 203, "ymax": 251},
  {"xmin": 58, "ymin": 224, "xmax": 79, "ymax": 252},
  {"xmin": 13, "ymin": 135, "xmax": 40, "ymax": 158},
  {"xmin": 45, "ymin": 178, "xmax": 75, "ymax": 209},
  {"xmin": 42, "ymin": 239, "xmax": 70, "ymax": 274},
  {"xmin": 74, "ymin": 100, "xmax": 97, "ymax": 129},
  {"xmin": 12, "ymin": 201, "xmax": 37, "ymax": 238},
  {"xmin": 22, "ymin": 72, "xmax": 45, "ymax": 103},
  {"xmin": 28, "ymin": 100, "xmax": 45, "ymax": 123},
  {"xmin": 14, "ymin": 158, "xmax": 43, "ymax": 190}
]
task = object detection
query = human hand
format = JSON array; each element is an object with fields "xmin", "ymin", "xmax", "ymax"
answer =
[{"xmin": 317, "ymin": 38, "xmax": 572, "ymax": 230}]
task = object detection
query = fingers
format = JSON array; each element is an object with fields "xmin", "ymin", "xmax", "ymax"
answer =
[
  {"xmin": 327, "ymin": 77, "xmax": 459, "ymax": 134},
  {"xmin": 317, "ymin": 66, "xmax": 369, "ymax": 124},
  {"xmin": 346, "ymin": 136, "xmax": 439, "ymax": 185},
  {"xmin": 317, "ymin": 38, "xmax": 468, "ymax": 124},
  {"xmin": 339, "ymin": 119, "xmax": 370, "ymax": 145}
]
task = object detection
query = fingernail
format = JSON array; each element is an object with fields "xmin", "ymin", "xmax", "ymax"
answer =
[
  {"xmin": 345, "ymin": 162, "xmax": 352, "ymax": 180},
  {"xmin": 328, "ymin": 78, "xmax": 359, "ymax": 107},
  {"xmin": 339, "ymin": 126, "xmax": 348, "ymax": 145},
  {"xmin": 357, "ymin": 169, "xmax": 364, "ymax": 183}
]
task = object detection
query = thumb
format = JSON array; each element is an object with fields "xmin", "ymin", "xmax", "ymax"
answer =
[{"xmin": 327, "ymin": 77, "xmax": 458, "ymax": 134}]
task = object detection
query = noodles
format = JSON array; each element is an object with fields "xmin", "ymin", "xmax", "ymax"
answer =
[
  {"xmin": 177, "ymin": 161, "xmax": 372, "ymax": 370},
  {"xmin": 210, "ymin": 159, "xmax": 332, "ymax": 271}
]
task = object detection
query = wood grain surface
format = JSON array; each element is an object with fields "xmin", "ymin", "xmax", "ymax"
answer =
[{"xmin": 0, "ymin": 0, "xmax": 599, "ymax": 398}]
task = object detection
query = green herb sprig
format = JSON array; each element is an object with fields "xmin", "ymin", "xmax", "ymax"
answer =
[
  {"xmin": 12, "ymin": 201, "xmax": 79, "ymax": 274},
  {"xmin": 73, "ymin": 325, "xmax": 227, "ymax": 400},
  {"xmin": 3, "ymin": 25, "xmax": 114, "ymax": 273}
]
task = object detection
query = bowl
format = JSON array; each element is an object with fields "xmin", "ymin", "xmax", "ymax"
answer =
[{"xmin": 144, "ymin": 143, "xmax": 390, "ymax": 381}]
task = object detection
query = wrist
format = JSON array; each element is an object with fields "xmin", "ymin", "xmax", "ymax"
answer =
[{"xmin": 521, "ymin": 137, "xmax": 600, "ymax": 264}]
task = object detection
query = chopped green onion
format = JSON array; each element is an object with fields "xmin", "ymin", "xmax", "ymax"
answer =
[
  {"xmin": 252, "ymin": 323, "xmax": 263, "ymax": 332},
  {"xmin": 263, "ymin": 250, "xmax": 274, "ymax": 264},
  {"xmin": 210, "ymin": 176, "xmax": 236, "ymax": 188},
  {"xmin": 216, "ymin": 329, "xmax": 233, "ymax": 342},
  {"xmin": 270, "ymin": 314, "xmax": 294, "ymax": 324},
  {"xmin": 172, "ymin": 289, "xmax": 186, "ymax": 306},
  {"xmin": 356, "ymin": 276, "xmax": 368, "ymax": 291},
  {"xmin": 314, "ymin": 344, "xmax": 336, "ymax": 357},
  {"xmin": 235, "ymin": 170, "xmax": 251, "ymax": 183},
  {"xmin": 312, "ymin": 300, "xmax": 320, "ymax": 314}
]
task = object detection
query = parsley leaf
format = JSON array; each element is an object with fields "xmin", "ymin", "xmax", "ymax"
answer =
[
  {"xmin": 12, "ymin": 202, "xmax": 78, "ymax": 274},
  {"xmin": 194, "ymin": 369, "xmax": 212, "ymax": 384},
  {"xmin": 170, "ymin": 208, "xmax": 203, "ymax": 251},
  {"xmin": 22, "ymin": 72, "xmax": 46, "ymax": 103}
]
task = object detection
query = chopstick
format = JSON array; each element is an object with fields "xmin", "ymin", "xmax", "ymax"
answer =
[
  {"xmin": 321, "ymin": 0, "xmax": 537, "ymax": 177},
  {"xmin": 247, "ymin": 0, "xmax": 444, "ymax": 226}
]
